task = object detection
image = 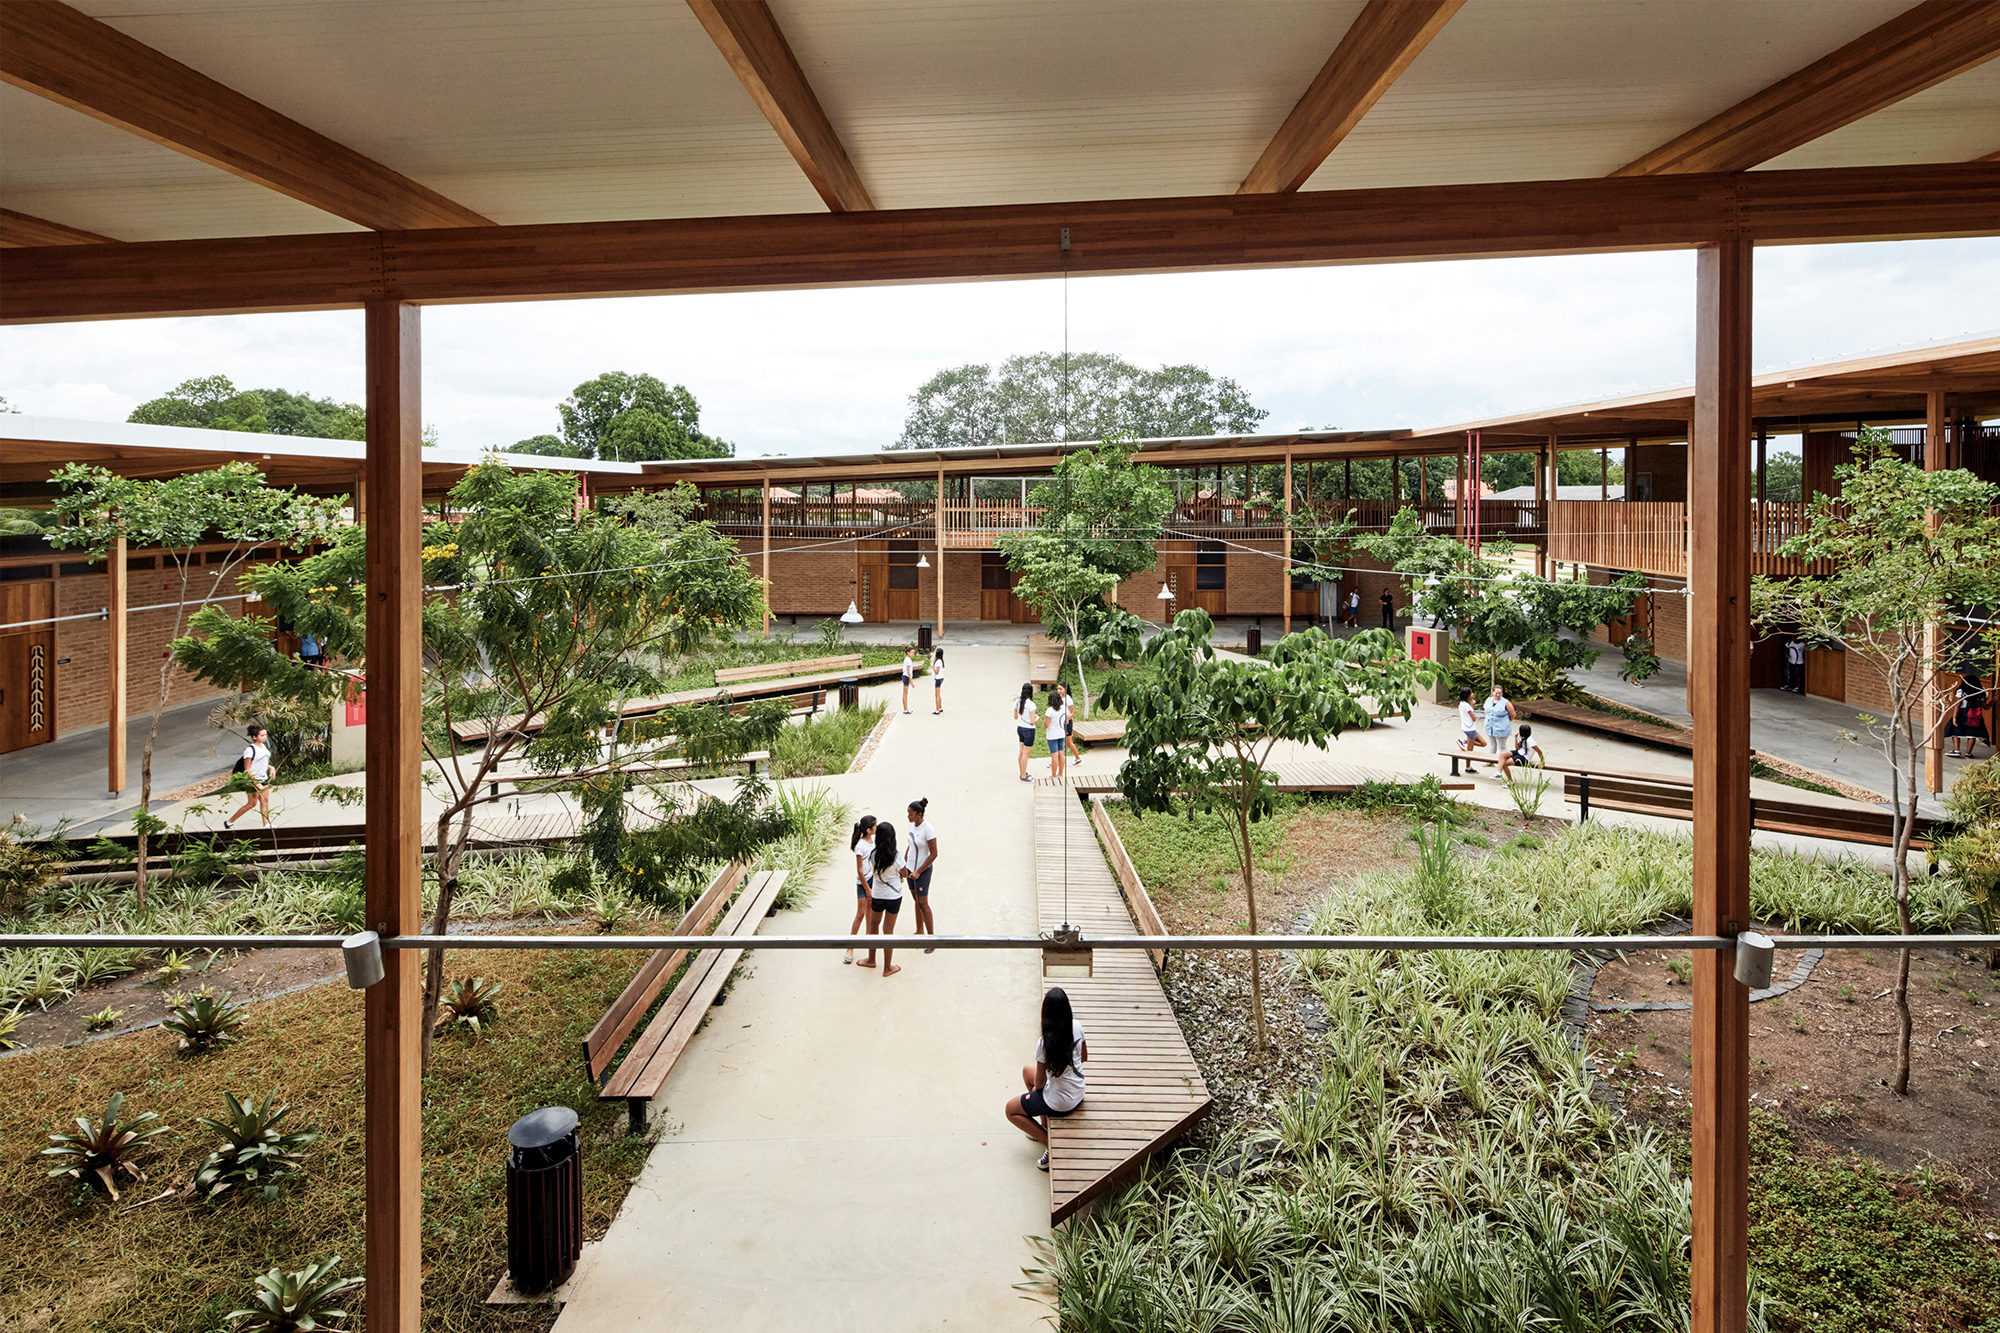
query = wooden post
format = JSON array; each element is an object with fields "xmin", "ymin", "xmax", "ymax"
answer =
[
  {"xmin": 1418, "ymin": 457, "xmax": 1426, "ymax": 523},
  {"xmin": 1536, "ymin": 437, "xmax": 1552, "ymax": 577},
  {"xmin": 1600, "ymin": 446, "xmax": 1608, "ymax": 500},
  {"xmin": 1755, "ymin": 430, "xmax": 1767, "ymax": 505},
  {"xmin": 1925, "ymin": 390, "xmax": 1948, "ymax": 794},
  {"xmin": 106, "ymin": 535, "xmax": 126, "ymax": 795},
  {"xmin": 362, "ymin": 300, "xmax": 424, "ymax": 1333},
  {"xmin": 935, "ymin": 462, "xmax": 945, "ymax": 639},
  {"xmin": 1689, "ymin": 239, "xmax": 1753, "ymax": 1333},
  {"xmin": 1282, "ymin": 450, "xmax": 1293, "ymax": 636},
  {"xmin": 761, "ymin": 476, "xmax": 772, "ymax": 636}
]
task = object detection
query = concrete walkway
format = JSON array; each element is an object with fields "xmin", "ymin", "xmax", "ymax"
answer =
[
  {"xmin": 0, "ymin": 696, "xmax": 241, "ymax": 835},
  {"xmin": 553, "ymin": 644, "xmax": 1050, "ymax": 1332}
]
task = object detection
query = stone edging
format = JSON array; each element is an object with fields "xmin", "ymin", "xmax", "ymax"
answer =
[
  {"xmin": 1561, "ymin": 916, "xmax": 1826, "ymax": 1030},
  {"xmin": 848, "ymin": 708, "xmax": 896, "ymax": 774}
]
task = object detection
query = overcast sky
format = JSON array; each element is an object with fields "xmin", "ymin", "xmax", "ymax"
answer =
[{"xmin": 4, "ymin": 237, "xmax": 1994, "ymax": 460}]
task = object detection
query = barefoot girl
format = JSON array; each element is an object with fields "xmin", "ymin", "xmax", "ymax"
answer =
[
  {"xmin": 858, "ymin": 822, "xmax": 904, "ymax": 977},
  {"xmin": 843, "ymin": 814, "xmax": 878, "ymax": 964}
]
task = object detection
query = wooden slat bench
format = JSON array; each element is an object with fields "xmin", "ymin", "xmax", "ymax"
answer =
[
  {"xmin": 482, "ymin": 748, "xmax": 775, "ymax": 801},
  {"xmin": 1561, "ymin": 772, "xmax": 1938, "ymax": 848},
  {"xmin": 452, "ymin": 680, "xmax": 840, "ymax": 746},
  {"xmin": 1070, "ymin": 718, "xmax": 1127, "ymax": 748},
  {"xmin": 596, "ymin": 867, "xmax": 788, "ymax": 1132},
  {"xmin": 582, "ymin": 862, "xmax": 746, "ymax": 1082},
  {"xmin": 1513, "ymin": 697, "xmax": 1693, "ymax": 752},
  {"xmin": 1027, "ymin": 634, "xmax": 1064, "ymax": 687},
  {"xmin": 714, "ymin": 653, "xmax": 862, "ymax": 685}
]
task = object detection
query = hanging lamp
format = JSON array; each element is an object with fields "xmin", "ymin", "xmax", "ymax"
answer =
[{"xmin": 840, "ymin": 601, "xmax": 865, "ymax": 625}]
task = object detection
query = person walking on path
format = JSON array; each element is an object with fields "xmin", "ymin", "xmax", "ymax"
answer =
[
  {"xmin": 857, "ymin": 823, "xmax": 904, "ymax": 977},
  {"xmin": 1948, "ymin": 678, "xmax": 1988, "ymax": 758},
  {"xmin": 843, "ymin": 814, "xmax": 879, "ymax": 964},
  {"xmin": 901, "ymin": 649, "xmax": 916, "ymax": 714},
  {"xmin": 904, "ymin": 798, "xmax": 939, "ymax": 952},
  {"xmin": 1497, "ymin": 723, "xmax": 1544, "ymax": 781},
  {"xmin": 1013, "ymin": 683, "xmax": 1038, "ymax": 782},
  {"xmin": 1482, "ymin": 683, "xmax": 1517, "ymax": 766},
  {"xmin": 1455, "ymin": 688, "xmax": 1484, "ymax": 752},
  {"xmin": 1058, "ymin": 681, "xmax": 1083, "ymax": 768},
  {"xmin": 299, "ymin": 633, "xmax": 323, "ymax": 667},
  {"xmin": 1784, "ymin": 638, "xmax": 1805, "ymax": 693},
  {"xmin": 1345, "ymin": 588, "xmax": 1361, "ymax": 628},
  {"xmin": 931, "ymin": 647, "xmax": 946, "ymax": 714},
  {"xmin": 1379, "ymin": 589, "xmax": 1395, "ymax": 631},
  {"xmin": 223, "ymin": 726, "xmax": 276, "ymax": 829},
  {"xmin": 1044, "ymin": 687, "xmax": 1069, "ymax": 781},
  {"xmin": 1004, "ymin": 987, "xmax": 1088, "ymax": 1172}
]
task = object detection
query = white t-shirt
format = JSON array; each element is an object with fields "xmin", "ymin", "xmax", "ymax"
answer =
[
  {"xmin": 867, "ymin": 860, "xmax": 905, "ymax": 901},
  {"xmin": 1034, "ymin": 1020, "xmax": 1088, "ymax": 1112},
  {"xmin": 901, "ymin": 657, "xmax": 915, "ymax": 683},
  {"xmin": 1045, "ymin": 704, "xmax": 1067, "ymax": 741},
  {"xmin": 1014, "ymin": 699, "xmax": 1037, "ymax": 728},
  {"xmin": 904, "ymin": 819, "xmax": 937, "ymax": 876},
  {"xmin": 1458, "ymin": 701, "xmax": 1477, "ymax": 733},
  {"xmin": 852, "ymin": 828, "xmax": 882, "ymax": 881},
  {"xmin": 243, "ymin": 742, "xmax": 271, "ymax": 780},
  {"xmin": 931, "ymin": 654, "xmax": 944, "ymax": 682}
]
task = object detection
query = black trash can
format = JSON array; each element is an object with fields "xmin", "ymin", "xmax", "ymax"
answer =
[
  {"xmin": 1245, "ymin": 626, "xmax": 1262, "ymax": 656},
  {"xmin": 838, "ymin": 676, "xmax": 860, "ymax": 710},
  {"xmin": 506, "ymin": 1106, "xmax": 582, "ymax": 1295},
  {"xmin": 917, "ymin": 624, "xmax": 933, "ymax": 653}
]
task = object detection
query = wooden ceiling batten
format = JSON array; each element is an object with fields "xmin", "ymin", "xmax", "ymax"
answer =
[
  {"xmin": 1613, "ymin": 0, "xmax": 2000, "ymax": 176},
  {"xmin": 1238, "ymin": 0, "xmax": 1465, "ymax": 194},
  {"xmin": 685, "ymin": 0, "xmax": 874, "ymax": 213},
  {"xmin": 0, "ymin": 207, "xmax": 112, "ymax": 246},
  {"xmin": 0, "ymin": 0, "xmax": 492, "ymax": 231}
]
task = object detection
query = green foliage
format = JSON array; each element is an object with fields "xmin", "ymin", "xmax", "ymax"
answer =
[
  {"xmin": 815, "ymin": 615, "xmax": 845, "ymax": 652},
  {"xmin": 1018, "ymin": 436, "xmax": 1177, "ymax": 583},
  {"xmin": 1507, "ymin": 770, "xmax": 1552, "ymax": 822},
  {"xmin": 0, "ymin": 824, "xmax": 69, "ymax": 917},
  {"xmin": 1408, "ymin": 818, "xmax": 1466, "ymax": 925},
  {"xmin": 755, "ymin": 784, "xmax": 853, "ymax": 911},
  {"xmin": 771, "ymin": 704, "xmax": 884, "ymax": 779},
  {"xmin": 1335, "ymin": 776, "xmax": 1472, "ymax": 826},
  {"xmin": 1071, "ymin": 602, "xmax": 1148, "ymax": 671},
  {"xmin": 509, "ymin": 371, "xmax": 730, "ymax": 460},
  {"xmin": 895, "ymin": 351, "xmax": 1266, "ymax": 450},
  {"xmin": 225, "ymin": 1255, "xmax": 361, "ymax": 1332},
  {"xmin": 84, "ymin": 1005, "xmax": 124, "ymax": 1032},
  {"xmin": 0, "ymin": 1006, "xmax": 21, "ymax": 1050},
  {"xmin": 165, "ymin": 989, "xmax": 248, "ymax": 1054},
  {"xmin": 49, "ymin": 460, "xmax": 343, "ymax": 562},
  {"xmin": 42, "ymin": 1092, "xmax": 170, "ymax": 1201},
  {"xmin": 128, "ymin": 376, "xmax": 367, "ymax": 441},
  {"xmin": 194, "ymin": 1092, "xmax": 318, "ymax": 1201},
  {"xmin": 435, "ymin": 977, "xmax": 502, "ymax": 1037},
  {"xmin": 210, "ymin": 686, "xmax": 332, "ymax": 770},
  {"xmin": 1447, "ymin": 651, "xmax": 1588, "ymax": 704},
  {"xmin": 0, "ymin": 506, "xmax": 54, "ymax": 535},
  {"xmin": 1618, "ymin": 631, "xmax": 1662, "ymax": 684}
]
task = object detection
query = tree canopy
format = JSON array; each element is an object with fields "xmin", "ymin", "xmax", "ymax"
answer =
[
  {"xmin": 128, "ymin": 376, "xmax": 367, "ymax": 441},
  {"xmin": 511, "ymin": 372, "xmax": 732, "ymax": 461},
  {"xmin": 896, "ymin": 352, "xmax": 1267, "ymax": 450}
]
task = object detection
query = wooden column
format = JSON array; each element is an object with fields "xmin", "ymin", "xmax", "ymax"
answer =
[
  {"xmin": 354, "ymin": 469, "xmax": 368, "ymax": 524},
  {"xmin": 1925, "ymin": 390, "xmax": 1948, "ymax": 794},
  {"xmin": 1600, "ymin": 446, "xmax": 1609, "ymax": 500},
  {"xmin": 1282, "ymin": 450, "xmax": 1294, "ymax": 636},
  {"xmin": 935, "ymin": 463, "xmax": 945, "ymax": 638},
  {"xmin": 760, "ymin": 477, "xmax": 772, "ymax": 636},
  {"xmin": 1536, "ymin": 437, "xmax": 1552, "ymax": 577},
  {"xmin": 106, "ymin": 535, "xmax": 126, "ymax": 795},
  {"xmin": 1689, "ymin": 239, "xmax": 1753, "ymax": 1333},
  {"xmin": 362, "ymin": 300, "xmax": 424, "ymax": 1333}
]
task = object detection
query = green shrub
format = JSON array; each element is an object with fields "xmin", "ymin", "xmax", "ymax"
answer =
[
  {"xmin": 194, "ymin": 1092, "xmax": 317, "ymax": 1201},
  {"xmin": 772, "ymin": 704, "xmax": 884, "ymax": 778},
  {"xmin": 1449, "ymin": 651, "xmax": 1588, "ymax": 704},
  {"xmin": 225, "ymin": 1256, "xmax": 360, "ymax": 1332},
  {"xmin": 42, "ymin": 1092, "xmax": 170, "ymax": 1201},
  {"xmin": 165, "ymin": 989, "xmax": 248, "ymax": 1054},
  {"xmin": 436, "ymin": 977, "xmax": 502, "ymax": 1037}
]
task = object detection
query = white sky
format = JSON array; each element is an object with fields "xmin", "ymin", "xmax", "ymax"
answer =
[{"xmin": 3, "ymin": 237, "xmax": 1994, "ymax": 460}]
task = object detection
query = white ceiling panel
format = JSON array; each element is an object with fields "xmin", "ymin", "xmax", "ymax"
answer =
[
  {"xmin": 1758, "ymin": 56, "xmax": 2000, "ymax": 170},
  {"xmin": 772, "ymin": 0, "xmax": 1368, "ymax": 208},
  {"xmin": 1304, "ymin": 0, "xmax": 1914, "ymax": 191}
]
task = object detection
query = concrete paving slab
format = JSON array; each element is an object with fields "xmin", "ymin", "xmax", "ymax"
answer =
[{"xmin": 0, "ymin": 696, "xmax": 241, "ymax": 835}]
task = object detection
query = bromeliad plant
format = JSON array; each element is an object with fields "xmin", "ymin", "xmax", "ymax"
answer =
[
  {"xmin": 436, "ymin": 976, "xmax": 503, "ymax": 1036},
  {"xmin": 194, "ymin": 1091, "xmax": 318, "ymax": 1201},
  {"xmin": 165, "ymin": 988, "xmax": 248, "ymax": 1053},
  {"xmin": 43, "ymin": 1091, "xmax": 171, "ymax": 1201},
  {"xmin": 226, "ymin": 1256, "xmax": 362, "ymax": 1332}
]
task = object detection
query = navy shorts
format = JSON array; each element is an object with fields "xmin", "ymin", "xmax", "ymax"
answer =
[
  {"xmin": 1017, "ymin": 726, "xmax": 1035, "ymax": 746},
  {"xmin": 909, "ymin": 866, "xmax": 932, "ymax": 896},
  {"xmin": 1022, "ymin": 1089, "xmax": 1079, "ymax": 1119},
  {"xmin": 870, "ymin": 896, "xmax": 902, "ymax": 915},
  {"xmin": 856, "ymin": 878, "xmax": 868, "ymax": 898}
]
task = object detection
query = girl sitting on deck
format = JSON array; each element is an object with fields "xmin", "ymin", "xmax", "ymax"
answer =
[{"xmin": 1005, "ymin": 987, "xmax": 1088, "ymax": 1172}]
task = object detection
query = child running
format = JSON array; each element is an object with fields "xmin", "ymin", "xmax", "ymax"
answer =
[
  {"xmin": 858, "ymin": 823, "xmax": 904, "ymax": 977},
  {"xmin": 1003, "ymin": 987, "xmax": 1088, "ymax": 1171},
  {"xmin": 843, "ymin": 814, "xmax": 879, "ymax": 964},
  {"xmin": 1014, "ymin": 683, "xmax": 1038, "ymax": 782},
  {"xmin": 904, "ymin": 798, "xmax": 938, "ymax": 952}
]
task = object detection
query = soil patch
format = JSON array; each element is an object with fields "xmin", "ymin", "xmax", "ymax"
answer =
[
  {"xmin": 5, "ymin": 944, "xmax": 342, "ymax": 1052},
  {"xmin": 1585, "ymin": 942, "xmax": 2000, "ymax": 1206}
]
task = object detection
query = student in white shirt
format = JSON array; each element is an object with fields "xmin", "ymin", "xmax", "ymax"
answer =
[
  {"xmin": 223, "ymin": 725, "xmax": 276, "ymax": 829},
  {"xmin": 904, "ymin": 798, "xmax": 939, "ymax": 952},
  {"xmin": 1004, "ymin": 987, "xmax": 1088, "ymax": 1171},
  {"xmin": 1013, "ymin": 683, "xmax": 1038, "ymax": 783},
  {"xmin": 842, "ymin": 814, "xmax": 879, "ymax": 965},
  {"xmin": 900, "ymin": 650, "xmax": 915, "ymax": 715},
  {"xmin": 1044, "ymin": 688, "xmax": 1068, "ymax": 780},
  {"xmin": 1058, "ymin": 682, "xmax": 1083, "ymax": 768},
  {"xmin": 1455, "ymin": 688, "xmax": 1484, "ymax": 752},
  {"xmin": 857, "ymin": 823, "xmax": 904, "ymax": 977},
  {"xmin": 931, "ymin": 648, "xmax": 946, "ymax": 715}
]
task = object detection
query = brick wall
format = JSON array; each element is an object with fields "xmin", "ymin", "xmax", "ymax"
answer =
[
  {"xmin": 1224, "ymin": 540, "xmax": 1287, "ymax": 615},
  {"xmin": 1628, "ymin": 444, "xmax": 1687, "ymax": 503},
  {"xmin": 52, "ymin": 560, "xmax": 256, "ymax": 740},
  {"xmin": 747, "ymin": 538, "xmax": 855, "ymax": 618},
  {"xmin": 1115, "ymin": 559, "xmax": 1170, "ymax": 623}
]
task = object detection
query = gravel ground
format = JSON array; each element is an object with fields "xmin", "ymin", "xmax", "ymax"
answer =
[{"xmin": 1160, "ymin": 945, "xmax": 1326, "ymax": 1154}]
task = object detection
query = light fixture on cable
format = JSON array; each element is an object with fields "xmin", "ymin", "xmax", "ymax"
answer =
[
  {"xmin": 1157, "ymin": 582, "xmax": 1174, "ymax": 601},
  {"xmin": 916, "ymin": 554, "xmax": 930, "ymax": 568},
  {"xmin": 840, "ymin": 601, "xmax": 865, "ymax": 625}
]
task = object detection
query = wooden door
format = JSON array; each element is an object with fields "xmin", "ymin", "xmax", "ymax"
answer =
[
  {"xmin": 1190, "ymin": 590, "xmax": 1227, "ymax": 615},
  {"xmin": 1748, "ymin": 634, "xmax": 1786, "ymax": 690},
  {"xmin": 981, "ymin": 588, "xmax": 1012, "ymax": 621},
  {"xmin": 856, "ymin": 543, "xmax": 888, "ymax": 622},
  {"xmin": 1805, "ymin": 647, "xmax": 1846, "ymax": 701},
  {"xmin": 0, "ymin": 631, "xmax": 56, "ymax": 753},
  {"xmin": 885, "ymin": 588, "xmax": 919, "ymax": 621}
]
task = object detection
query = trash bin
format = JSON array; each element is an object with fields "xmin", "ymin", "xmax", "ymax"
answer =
[
  {"xmin": 1245, "ymin": 626, "xmax": 1262, "ymax": 656},
  {"xmin": 917, "ymin": 625, "xmax": 933, "ymax": 653},
  {"xmin": 506, "ymin": 1106, "xmax": 582, "ymax": 1295},
  {"xmin": 838, "ymin": 676, "xmax": 860, "ymax": 710}
]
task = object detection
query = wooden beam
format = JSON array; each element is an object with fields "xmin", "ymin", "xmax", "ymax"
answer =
[
  {"xmin": 5, "ymin": 163, "xmax": 1998, "ymax": 323},
  {"xmin": 685, "ymin": 0, "xmax": 873, "ymax": 212},
  {"xmin": 106, "ymin": 536, "xmax": 126, "ymax": 795},
  {"xmin": 1614, "ymin": 0, "xmax": 2000, "ymax": 176},
  {"xmin": 0, "ymin": 1, "xmax": 490, "ymax": 230},
  {"xmin": 1688, "ymin": 239, "xmax": 1754, "ymax": 1333},
  {"xmin": 934, "ymin": 460, "xmax": 945, "ymax": 638},
  {"xmin": 1282, "ymin": 449, "xmax": 1293, "ymax": 636},
  {"xmin": 0, "ymin": 207, "xmax": 113, "ymax": 246},
  {"xmin": 1238, "ymin": 0, "xmax": 1465, "ymax": 193},
  {"xmin": 362, "ymin": 300, "xmax": 424, "ymax": 1333},
  {"xmin": 760, "ymin": 476, "xmax": 771, "ymax": 636},
  {"xmin": 1925, "ymin": 389, "xmax": 1948, "ymax": 794}
]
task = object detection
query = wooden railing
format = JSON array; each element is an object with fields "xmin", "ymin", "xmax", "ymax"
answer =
[
  {"xmin": 1086, "ymin": 795, "xmax": 1167, "ymax": 969},
  {"xmin": 1547, "ymin": 500, "xmax": 1836, "ymax": 579},
  {"xmin": 937, "ymin": 501, "xmax": 1042, "ymax": 549},
  {"xmin": 697, "ymin": 498, "xmax": 933, "ymax": 536}
]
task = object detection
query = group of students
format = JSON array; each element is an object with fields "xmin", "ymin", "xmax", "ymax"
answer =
[
  {"xmin": 1015, "ymin": 681, "xmax": 1083, "ymax": 781},
  {"xmin": 900, "ymin": 648, "xmax": 946, "ymax": 715},
  {"xmin": 1455, "ymin": 683, "xmax": 1544, "ymax": 779},
  {"xmin": 844, "ymin": 799, "xmax": 939, "ymax": 976}
]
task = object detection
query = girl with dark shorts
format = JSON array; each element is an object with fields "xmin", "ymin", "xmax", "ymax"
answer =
[
  {"xmin": 1014, "ymin": 683, "xmax": 1037, "ymax": 782},
  {"xmin": 858, "ymin": 823, "xmax": 904, "ymax": 977},
  {"xmin": 843, "ymin": 814, "xmax": 878, "ymax": 964},
  {"xmin": 1004, "ymin": 987, "xmax": 1088, "ymax": 1171}
]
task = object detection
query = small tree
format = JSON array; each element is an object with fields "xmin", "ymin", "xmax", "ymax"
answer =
[
  {"xmin": 1104, "ymin": 609, "xmax": 1434, "ymax": 1049},
  {"xmin": 48, "ymin": 463, "xmax": 342, "ymax": 911},
  {"xmin": 1001, "ymin": 522, "xmax": 1119, "ymax": 717},
  {"xmin": 1752, "ymin": 433, "xmax": 2000, "ymax": 1095},
  {"xmin": 175, "ymin": 465, "xmax": 781, "ymax": 1066}
]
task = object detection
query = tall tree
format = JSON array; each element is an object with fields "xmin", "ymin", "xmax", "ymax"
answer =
[
  {"xmin": 1105, "ymin": 610, "xmax": 1434, "ymax": 1049},
  {"xmin": 47, "ymin": 462, "xmax": 343, "ymax": 910},
  {"xmin": 174, "ymin": 467, "xmax": 780, "ymax": 1065},
  {"xmin": 513, "ymin": 372, "xmax": 732, "ymax": 461},
  {"xmin": 897, "ymin": 352, "xmax": 1267, "ymax": 449},
  {"xmin": 1752, "ymin": 432, "xmax": 2000, "ymax": 1095},
  {"xmin": 127, "ymin": 376, "xmax": 367, "ymax": 440}
]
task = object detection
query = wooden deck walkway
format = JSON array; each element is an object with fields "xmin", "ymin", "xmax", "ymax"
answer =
[
  {"xmin": 1515, "ymin": 697, "xmax": 1692, "ymax": 752},
  {"xmin": 1039, "ymin": 758, "xmax": 1420, "ymax": 796},
  {"xmin": 1068, "ymin": 718, "xmax": 1127, "ymax": 747},
  {"xmin": 1027, "ymin": 634, "xmax": 1064, "ymax": 686},
  {"xmin": 1034, "ymin": 785, "xmax": 1211, "ymax": 1223}
]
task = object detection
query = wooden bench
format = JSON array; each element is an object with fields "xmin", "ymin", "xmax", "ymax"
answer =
[
  {"xmin": 1514, "ymin": 697, "xmax": 1693, "ymax": 752},
  {"xmin": 714, "ymin": 653, "xmax": 862, "ymax": 685},
  {"xmin": 594, "ymin": 866, "xmax": 789, "ymax": 1132},
  {"xmin": 1027, "ymin": 634, "xmax": 1064, "ymax": 687},
  {"xmin": 485, "ymin": 749, "xmax": 774, "ymax": 801},
  {"xmin": 582, "ymin": 862, "xmax": 744, "ymax": 1080},
  {"xmin": 452, "ymin": 681, "xmax": 834, "ymax": 746},
  {"xmin": 1069, "ymin": 718, "xmax": 1127, "ymax": 748},
  {"xmin": 1561, "ymin": 772, "xmax": 1938, "ymax": 848}
]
